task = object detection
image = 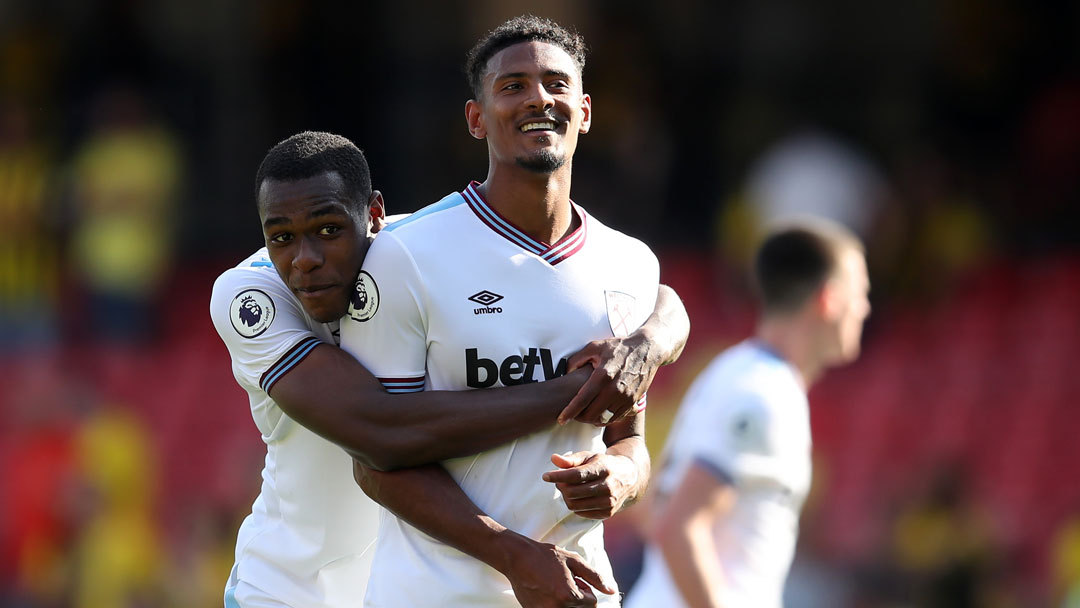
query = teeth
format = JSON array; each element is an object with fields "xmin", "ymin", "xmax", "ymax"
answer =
[{"xmin": 521, "ymin": 121, "xmax": 555, "ymax": 132}]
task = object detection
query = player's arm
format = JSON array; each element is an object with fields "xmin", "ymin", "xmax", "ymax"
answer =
[
  {"xmin": 271, "ymin": 284, "xmax": 687, "ymax": 472},
  {"xmin": 649, "ymin": 461, "xmax": 736, "ymax": 608},
  {"xmin": 354, "ymin": 462, "xmax": 614, "ymax": 607},
  {"xmin": 560, "ymin": 284, "xmax": 689, "ymax": 425},
  {"xmin": 268, "ymin": 348, "xmax": 591, "ymax": 470},
  {"xmin": 542, "ymin": 413, "xmax": 650, "ymax": 519}
]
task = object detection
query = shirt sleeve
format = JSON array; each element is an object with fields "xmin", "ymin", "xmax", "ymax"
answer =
[
  {"xmin": 209, "ymin": 264, "xmax": 325, "ymax": 395},
  {"xmin": 339, "ymin": 230, "xmax": 428, "ymax": 394},
  {"xmin": 685, "ymin": 390, "xmax": 785, "ymax": 486}
]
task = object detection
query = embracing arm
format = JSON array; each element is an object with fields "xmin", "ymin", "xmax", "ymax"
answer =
[
  {"xmin": 355, "ymin": 462, "xmax": 613, "ymax": 607},
  {"xmin": 269, "ymin": 284, "xmax": 687, "ymax": 471},
  {"xmin": 269, "ymin": 350, "xmax": 589, "ymax": 471}
]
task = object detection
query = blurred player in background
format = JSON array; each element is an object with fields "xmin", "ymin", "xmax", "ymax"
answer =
[
  {"xmin": 341, "ymin": 15, "xmax": 668, "ymax": 608},
  {"xmin": 210, "ymin": 131, "xmax": 689, "ymax": 607},
  {"xmin": 626, "ymin": 219, "xmax": 870, "ymax": 608}
]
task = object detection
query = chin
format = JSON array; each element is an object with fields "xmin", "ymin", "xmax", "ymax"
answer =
[
  {"xmin": 840, "ymin": 344, "xmax": 862, "ymax": 363},
  {"xmin": 307, "ymin": 304, "xmax": 346, "ymax": 324},
  {"xmin": 516, "ymin": 150, "xmax": 565, "ymax": 173}
]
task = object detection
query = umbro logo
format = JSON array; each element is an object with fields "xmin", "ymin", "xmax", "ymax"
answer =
[
  {"xmin": 468, "ymin": 290, "xmax": 503, "ymax": 306},
  {"xmin": 469, "ymin": 290, "xmax": 504, "ymax": 315}
]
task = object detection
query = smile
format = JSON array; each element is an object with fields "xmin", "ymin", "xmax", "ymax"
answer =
[{"xmin": 520, "ymin": 121, "xmax": 556, "ymax": 132}]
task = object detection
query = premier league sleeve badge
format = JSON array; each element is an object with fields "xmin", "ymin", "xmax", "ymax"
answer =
[
  {"xmin": 348, "ymin": 271, "xmax": 380, "ymax": 322},
  {"xmin": 230, "ymin": 289, "xmax": 276, "ymax": 338}
]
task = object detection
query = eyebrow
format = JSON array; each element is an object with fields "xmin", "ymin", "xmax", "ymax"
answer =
[
  {"xmin": 262, "ymin": 202, "xmax": 347, "ymax": 229},
  {"xmin": 494, "ymin": 69, "xmax": 574, "ymax": 83}
]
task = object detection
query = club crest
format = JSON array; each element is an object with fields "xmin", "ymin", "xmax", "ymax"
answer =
[
  {"xmin": 230, "ymin": 289, "xmax": 275, "ymax": 338},
  {"xmin": 605, "ymin": 291, "xmax": 636, "ymax": 338},
  {"xmin": 348, "ymin": 271, "xmax": 380, "ymax": 322}
]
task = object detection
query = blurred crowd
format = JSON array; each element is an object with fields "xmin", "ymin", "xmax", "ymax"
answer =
[{"xmin": 0, "ymin": 0, "xmax": 1077, "ymax": 606}]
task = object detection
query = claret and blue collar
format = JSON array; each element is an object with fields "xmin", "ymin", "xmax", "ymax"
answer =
[{"xmin": 461, "ymin": 181, "xmax": 586, "ymax": 266}]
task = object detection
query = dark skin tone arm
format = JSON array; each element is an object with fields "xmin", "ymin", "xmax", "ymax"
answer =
[
  {"xmin": 270, "ymin": 348, "xmax": 589, "ymax": 471},
  {"xmin": 353, "ymin": 410, "xmax": 649, "ymax": 607},
  {"xmin": 355, "ymin": 462, "xmax": 614, "ymax": 607},
  {"xmin": 543, "ymin": 414, "xmax": 649, "ymax": 520},
  {"xmin": 268, "ymin": 283, "xmax": 689, "ymax": 471}
]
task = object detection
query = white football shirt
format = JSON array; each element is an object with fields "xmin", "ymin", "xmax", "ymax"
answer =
[
  {"xmin": 339, "ymin": 183, "xmax": 660, "ymax": 607},
  {"xmin": 210, "ymin": 248, "xmax": 379, "ymax": 607},
  {"xmin": 626, "ymin": 340, "xmax": 811, "ymax": 608}
]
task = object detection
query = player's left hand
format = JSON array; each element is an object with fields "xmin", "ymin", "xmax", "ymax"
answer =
[
  {"xmin": 558, "ymin": 333, "xmax": 658, "ymax": 426},
  {"xmin": 542, "ymin": 451, "xmax": 638, "ymax": 520}
]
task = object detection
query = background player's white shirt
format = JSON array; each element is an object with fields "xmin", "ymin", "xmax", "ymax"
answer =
[
  {"xmin": 626, "ymin": 340, "xmax": 811, "ymax": 608},
  {"xmin": 210, "ymin": 248, "xmax": 379, "ymax": 607},
  {"xmin": 340, "ymin": 183, "xmax": 660, "ymax": 607}
]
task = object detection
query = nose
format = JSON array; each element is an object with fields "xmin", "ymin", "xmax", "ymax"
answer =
[
  {"xmin": 293, "ymin": 235, "xmax": 323, "ymax": 273},
  {"xmin": 525, "ymin": 82, "xmax": 554, "ymax": 111}
]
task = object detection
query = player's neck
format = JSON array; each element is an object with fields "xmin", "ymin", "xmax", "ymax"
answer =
[
  {"xmin": 478, "ymin": 163, "xmax": 576, "ymax": 245},
  {"xmin": 755, "ymin": 319, "xmax": 821, "ymax": 390}
]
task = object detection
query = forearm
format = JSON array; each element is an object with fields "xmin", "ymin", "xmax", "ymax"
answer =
[
  {"xmin": 644, "ymin": 284, "xmax": 690, "ymax": 366},
  {"xmin": 353, "ymin": 461, "xmax": 526, "ymax": 576},
  {"xmin": 658, "ymin": 517, "xmax": 728, "ymax": 608},
  {"xmin": 274, "ymin": 345, "xmax": 590, "ymax": 470},
  {"xmin": 603, "ymin": 415, "xmax": 650, "ymax": 508},
  {"xmin": 364, "ymin": 368, "xmax": 590, "ymax": 469},
  {"xmin": 603, "ymin": 435, "xmax": 650, "ymax": 507}
]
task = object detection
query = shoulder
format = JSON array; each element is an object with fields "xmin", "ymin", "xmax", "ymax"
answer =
[
  {"xmin": 683, "ymin": 344, "xmax": 780, "ymax": 422},
  {"xmin": 381, "ymin": 191, "xmax": 469, "ymax": 238},
  {"xmin": 581, "ymin": 208, "xmax": 658, "ymax": 266},
  {"xmin": 212, "ymin": 251, "xmax": 287, "ymax": 307},
  {"xmin": 210, "ymin": 249, "xmax": 297, "ymax": 337}
]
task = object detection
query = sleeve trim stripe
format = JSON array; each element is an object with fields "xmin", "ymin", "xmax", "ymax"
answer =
[
  {"xmin": 260, "ymin": 337, "xmax": 323, "ymax": 393},
  {"xmin": 692, "ymin": 456, "xmax": 737, "ymax": 487},
  {"xmin": 385, "ymin": 387, "xmax": 425, "ymax": 394},
  {"xmin": 378, "ymin": 377, "xmax": 425, "ymax": 391}
]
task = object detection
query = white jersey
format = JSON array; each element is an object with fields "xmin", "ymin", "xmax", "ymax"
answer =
[
  {"xmin": 626, "ymin": 340, "xmax": 811, "ymax": 608},
  {"xmin": 210, "ymin": 248, "xmax": 379, "ymax": 607},
  {"xmin": 339, "ymin": 183, "xmax": 660, "ymax": 607}
]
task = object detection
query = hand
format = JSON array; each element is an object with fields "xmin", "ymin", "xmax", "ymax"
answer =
[
  {"xmin": 499, "ymin": 533, "xmax": 615, "ymax": 608},
  {"xmin": 542, "ymin": 451, "xmax": 639, "ymax": 520},
  {"xmin": 558, "ymin": 333, "xmax": 659, "ymax": 426}
]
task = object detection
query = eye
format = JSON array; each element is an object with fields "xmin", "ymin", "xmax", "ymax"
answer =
[
  {"xmin": 268, "ymin": 232, "xmax": 293, "ymax": 244},
  {"xmin": 501, "ymin": 81, "xmax": 523, "ymax": 92},
  {"xmin": 548, "ymin": 80, "xmax": 569, "ymax": 90},
  {"xmin": 319, "ymin": 224, "xmax": 342, "ymax": 236}
]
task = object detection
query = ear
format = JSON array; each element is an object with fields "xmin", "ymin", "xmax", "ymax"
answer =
[
  {"xmin": 579, "ymin": 93, "xmax": 592, "ymax": 134},
  {"xmin": 816, "ymin": 279, "xmax": 842, "ymax": 321},
  {"xmin": 465, "ymin": 99, "xmax": 486, "ymax": 140},
  {"xmin": 367, "ymin": 190, "xmax": 386, "ymax": 234}
]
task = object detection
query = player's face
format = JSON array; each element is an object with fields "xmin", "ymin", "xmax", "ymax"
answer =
[
  {"xmin": 823, "ymin": 248, "xmax": 871, "ymax": 364},
  {"xmin": 258, "ymin": 171, "xmax": 384, "ymax": 323},
  {"xmin": 465, "ymin": 40, "xmax": 591, "ymax": 174}
]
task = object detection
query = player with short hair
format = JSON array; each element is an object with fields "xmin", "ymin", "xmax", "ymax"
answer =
[
  {"xmin": 625, "ymin": 219, "xmax": 871, "ymax": 608},
  {"xmin": 210, "ymin": 131, "xmax": 689, "ymax": 607},
  {"xmin": 341, "ymin": 15, "xmax": 663, "ymax": 607}
]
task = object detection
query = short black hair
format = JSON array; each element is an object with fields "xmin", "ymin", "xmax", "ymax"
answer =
[
  {"xmin": 753, "ymin": 219, "xmax": 863, "ymax": 314},
  {"xmin": 465, "ymin": 15, "xmax": 587, "ymax": 98},
  {"xmin": 255, "ymin": 131, "xmax": 372, "ymax": 211}
]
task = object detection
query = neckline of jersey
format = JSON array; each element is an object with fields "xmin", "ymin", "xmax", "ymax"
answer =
[{"xmin": 461, "ymin": 181, "xmax": 587, "ymax": 266}]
